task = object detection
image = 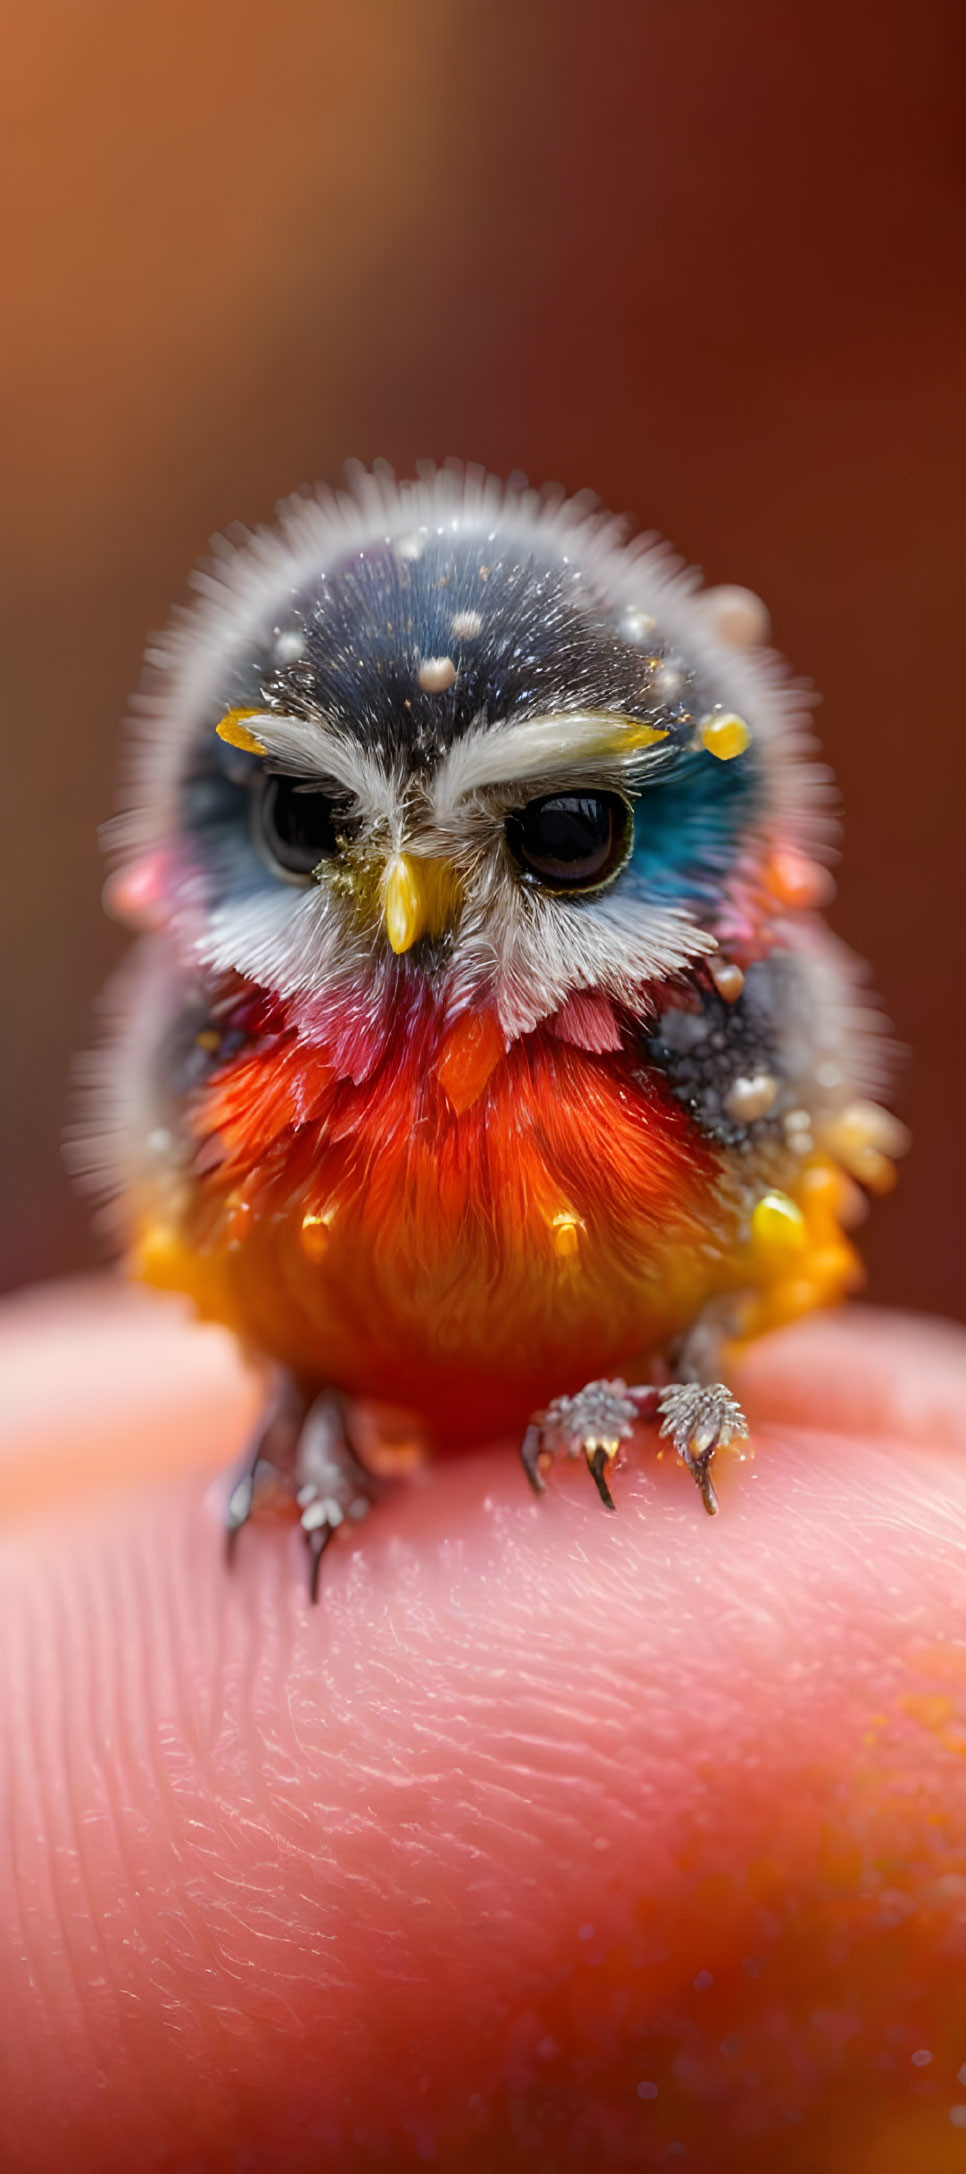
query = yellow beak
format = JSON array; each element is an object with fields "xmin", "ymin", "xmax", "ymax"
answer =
[{"xmin": 383, "ymin": 853, "xmax": 461, "ymax": 954}]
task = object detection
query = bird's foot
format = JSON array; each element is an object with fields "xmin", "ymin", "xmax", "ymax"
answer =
[
  {"xmin": 521, "ymin": 1377, "xmax": 748, "ymax": 1515},
  {"xmin": 655, "ymin": 1380, "xmax": 749, "ymax": 1516},
  {"xmin": 225, "ymin": 1381, "xmax": 376, "ymax": 1599},
  {"xmin": 521, "ymin": 1378, "xmax": 644, "ymax": 1510}
]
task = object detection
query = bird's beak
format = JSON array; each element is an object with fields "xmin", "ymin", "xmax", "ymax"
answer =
[{"xmin": 382, "ymin": 854, "xmax": 462, "ymax": 954}]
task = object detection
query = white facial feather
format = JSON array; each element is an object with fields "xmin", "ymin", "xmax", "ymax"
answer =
[
  {"xmin": 194, "ymin": 689, "xmax": 722, "ymax": 1041},
  {"xmin": 237, "ymin": 712, "xmax": 401, "ymax": 830},
  {"xmin": 452, "ymin": 867, "xmax": 715, "ymax": 1041},
  {"xmin": 199, "ymin": 884, "xmax": 376, "ymax": 1005},
  {"xmin": 431, "ymin": 708, "xmax": 668, "ymax": 812},
  {"xmin": 196, "ymin": 797, "xmax": 715, "ymax": 1041}
]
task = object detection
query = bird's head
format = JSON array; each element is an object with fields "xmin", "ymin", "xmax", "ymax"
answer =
[{"xmin": 116, "ymin": 467, "xmax": 827, "ymax": 1062}]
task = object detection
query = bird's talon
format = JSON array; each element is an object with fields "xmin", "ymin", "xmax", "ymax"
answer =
[
  {"xmin": 223, "ymin": 1381, "xmax": 374, "ymax": 1596},
  {"xmin": 520, "ymin": 1380, "xmax": 637, "ymax": 1508},
  {"xmin": 656, "ymin": 1381, "xmax": 748, "ymax": 1513},
  {"xmin": 685, "ymin": 1447, "xmax": 720, "ymax": 1516},
  {"xmin": 522, "ymin": 1376, "xmax": 747, "ymax": 1518},
  {"xmin": 521, "ymin": 1421, "xmax": 548, "ymax": 1495},
  {"xmin": 587, "ymin": 1442, "xmax": 618, "ymax": 1510},
  {"xmin": 225, "ymin": 1476, "xmax": 255, "ymax": 1539},
  {"xmin": 305, "ymin": 1521, "xmax": 336, "ymax": 1604}
]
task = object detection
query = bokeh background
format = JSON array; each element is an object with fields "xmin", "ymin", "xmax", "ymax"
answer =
[{"xmin": 2, "ymin": 0, "xmax": 962, "ymax": 1317}]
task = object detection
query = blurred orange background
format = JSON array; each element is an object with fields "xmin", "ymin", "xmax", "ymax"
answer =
[{"xmin": 2, "ymin": 0, "xmax": 962, "ymax": 1317}]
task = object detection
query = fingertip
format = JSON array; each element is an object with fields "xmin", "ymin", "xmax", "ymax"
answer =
[
  {"xmin": 734, "ymin": 1303, "xmax": 966, "ymax": 1448},
  {"xmin": 0, "ymin": 1277, "xmax": 260, "ymax": 1511},
  {"xmin": 6, "ymin": 1294, "xmax": 966, "ymax": 2167}
]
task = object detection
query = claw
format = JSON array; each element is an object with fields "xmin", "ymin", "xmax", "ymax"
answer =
[
  {"xmin": 223, "ymin": 1379, "xmax": 375, "ymax": 1596},
  {"xmin": 683, "ymin": 1449, "xmax": 720, "ymax": 1517},
  {"xmin": 519, "ymin": 1380, "xmax": 638, "ymax": 1510},
  {"xmin": 304, "ymin": 1520, "xmax": 337, "ymax": 1603},
  {"xmin": 224, "ymin": 1473, "xmax": 256, "ymax": 1563},
  {"xmin": 521, "ymin": 1421, "xmax": 548, "ymax": 1496},
  {"xmin": 587, "ymin": 1443, "xmax": 617, "ymax": 1511},
  {"xmin": 521, "ymin": 1375, "xmax": 748, "ymax": 1520},
  {"xmin": 223, "ymin": 1449, "xmax": 277, "ymax": 1565},
  {"xmin": 656, "ymin": 1382, "xmax": 748, "ymax": 1515}
]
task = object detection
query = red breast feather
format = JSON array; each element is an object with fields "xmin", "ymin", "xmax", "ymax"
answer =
[{"xmin": 174, "ymin": 1001, "xmax": 734, "ymax": 1440}]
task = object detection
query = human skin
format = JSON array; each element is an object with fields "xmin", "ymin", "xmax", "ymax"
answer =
[{"xmin": 2, "ymin": 1286, "xmax": 966, "ymax": 2174}]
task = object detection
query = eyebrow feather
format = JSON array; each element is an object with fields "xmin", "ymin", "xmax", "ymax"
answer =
[
  {"xmin": 216, "ymin": 709, "xmax": 397, "ymax": 817},
  {"xmin": 433, "ymin": 710, "xmax": 668, "ymax": 813}
]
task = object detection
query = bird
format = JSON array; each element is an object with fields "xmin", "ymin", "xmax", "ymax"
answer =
[{"xmin": 76, "ymin": 462, "xmax": 908, "ymax": 1595}]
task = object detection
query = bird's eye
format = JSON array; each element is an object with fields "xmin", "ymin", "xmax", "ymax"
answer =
[
  {"xmin": 507, "ymin": 792, "xmax": 632, "ymax": 892},
  {"xmin": 254, "ymin": 775, "xmax": 341, "ymax": 881}
]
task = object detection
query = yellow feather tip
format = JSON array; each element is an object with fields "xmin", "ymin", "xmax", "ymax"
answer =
[{"xmin": 216, "ymin": 709, "xmax": 268, "ymax": 755}]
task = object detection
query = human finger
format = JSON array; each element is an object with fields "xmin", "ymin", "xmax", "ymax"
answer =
[{"xmin": 3, "ymin": 1296, "xmax": 966, "ymax": 2172}]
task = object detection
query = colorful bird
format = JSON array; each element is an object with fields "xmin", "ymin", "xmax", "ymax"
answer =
[{"xmin": 77, "ymin": 465, "xmax": 908, "ymax": 1593}]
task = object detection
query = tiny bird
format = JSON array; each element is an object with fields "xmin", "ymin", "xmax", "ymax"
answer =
[{"xmin": 78, "ymin": 465, "xmax": 907, "ymax": 1594}]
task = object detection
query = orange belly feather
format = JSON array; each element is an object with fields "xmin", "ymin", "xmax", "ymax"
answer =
[{"xmin": 135, "ymin": 1011, "xmax": 744, "ymax": 1440}]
